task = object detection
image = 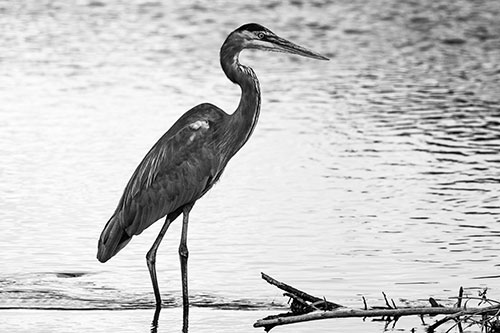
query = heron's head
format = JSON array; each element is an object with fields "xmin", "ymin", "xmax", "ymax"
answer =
[{"xmin": 228, "ymin": 23, "xmax": 329, "ymax": 61}]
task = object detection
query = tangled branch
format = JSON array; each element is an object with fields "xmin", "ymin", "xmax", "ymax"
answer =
[{"xmin": 253, "ymin": 273, "xmax": 500, "ymax": 332}]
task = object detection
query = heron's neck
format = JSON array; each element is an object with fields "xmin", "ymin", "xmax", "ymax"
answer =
[{"xmin": 220, "ymin": 44, "xmax": 261, "ymax": 154}]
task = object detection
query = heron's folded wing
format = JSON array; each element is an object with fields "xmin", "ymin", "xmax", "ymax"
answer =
[{"xmin": 116, "ymin": 109, "xmax": 226, "ymax": 236}]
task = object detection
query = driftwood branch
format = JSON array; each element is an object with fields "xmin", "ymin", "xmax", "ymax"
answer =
[
  {"xmin": 254, "ymin": 273, "xmax": 500, "ymax": 332},
  {"xmin": 260, "ymin": 272, "xmax": 342, "ymax": 311}
]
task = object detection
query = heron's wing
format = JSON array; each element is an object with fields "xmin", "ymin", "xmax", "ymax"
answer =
[{"xmin": 116, "ymin": 104, "xmax": 228, "ymax": 236}]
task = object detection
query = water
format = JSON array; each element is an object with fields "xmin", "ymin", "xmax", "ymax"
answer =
[{"xmin": 1, "ymin": 0, "xmax": 500, "ymax": 332}]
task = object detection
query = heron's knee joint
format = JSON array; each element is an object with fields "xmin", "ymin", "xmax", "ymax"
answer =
[
  {"xmin": 146, "ymin": 250, "xmax": 156, "ymax": 264},
  {"xmin": 178, "ymin": 245, "xmax": 189, "ymax": 258}
]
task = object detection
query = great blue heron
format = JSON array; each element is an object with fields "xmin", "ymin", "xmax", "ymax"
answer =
[{"xmin": 97, "ymin": 23, "xmax": 328, "ymax": 330}]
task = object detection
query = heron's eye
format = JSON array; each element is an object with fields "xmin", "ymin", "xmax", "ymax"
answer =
[{"xmin": 257, "ymin": 32, "xmax": 265, "ymax": 39}]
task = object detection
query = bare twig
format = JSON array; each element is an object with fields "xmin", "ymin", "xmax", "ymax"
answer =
[
  {"xmin": 456, "ymin": 287, "xmax": 463, "ymax": 308},
  {"xmin": 383, "ymin": 292, "xmax": 392, "ymax": 309}
]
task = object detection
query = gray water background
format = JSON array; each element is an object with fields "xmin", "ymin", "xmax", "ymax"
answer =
[{"xmin": 1, "ymin": 0, "xmax": 500, "ymax": 332}]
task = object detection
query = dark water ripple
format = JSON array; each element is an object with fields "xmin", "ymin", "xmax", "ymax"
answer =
[{"xmin": 0, "ymin": 273, "xmax": 280, "ymax": 311}]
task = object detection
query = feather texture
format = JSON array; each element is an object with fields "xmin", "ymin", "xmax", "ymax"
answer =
[{"xmin": 97, "ymin": 103, "xmax": 230, "ymax": 262}]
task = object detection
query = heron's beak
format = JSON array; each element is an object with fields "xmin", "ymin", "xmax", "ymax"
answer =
[{"xmin": 268, "ymin": 35, "xmax": 329, "ymax": 61}]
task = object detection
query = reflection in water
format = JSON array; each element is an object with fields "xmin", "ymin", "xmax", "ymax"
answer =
[
  {"xmin": 150, "ymin": 307, "xmax": 160, "ymax": 333},
  {"xmin": 150, "ymin": 305, "xmax": 188, "ymax": 333},
  {"xmin": 1, "ymin": 0, "xmax": 500, "ymax": 332}
]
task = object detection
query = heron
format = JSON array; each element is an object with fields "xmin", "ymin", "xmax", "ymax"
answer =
[{"xmin": 97, "ymin": 23, "xmax": 328, "ymax": 330}]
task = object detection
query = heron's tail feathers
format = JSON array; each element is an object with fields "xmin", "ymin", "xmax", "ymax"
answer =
[{"xmin": 97, "ymin": 213, "xmax": 132, "ymax": 263}]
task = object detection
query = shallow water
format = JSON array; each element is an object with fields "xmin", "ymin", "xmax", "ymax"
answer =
[{"xmin": 1, "ymin": 0, "xmax": 500, "ymax": 332}]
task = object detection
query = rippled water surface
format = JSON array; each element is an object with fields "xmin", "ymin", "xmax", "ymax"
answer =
[{"xmin": 1, "ymin": 0, "xmax": 500, "ymax": 332}]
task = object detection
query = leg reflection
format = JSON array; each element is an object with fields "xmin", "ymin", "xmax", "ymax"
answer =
[
  {"xmin": 150, "ymin": 303, "xmax": 189, "ymax": 332},
  {"xmin": 150, "ymin": 306, "xmax": 161, "ymax": 333},
  {"xmin": 182, "ymin": 304, "xmax": 188, "ymax": 333}
]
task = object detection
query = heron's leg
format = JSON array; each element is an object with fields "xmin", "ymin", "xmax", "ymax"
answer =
[
  {"xmin": 146, "ymin": 216, "xmax": 174, "ymax": 310},
  {"xmin": 179, "ymin": 203, "xmax": 194, "ymax": 333}
]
